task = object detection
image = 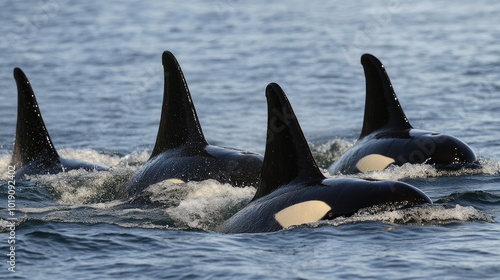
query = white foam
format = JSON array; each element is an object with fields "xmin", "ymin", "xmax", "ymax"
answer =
[
  {"xmin": 0, "ymin": 148, "xmax": 151, "ymax": 180},
  {"xmin": 310, "ymin": 138, "xmax": 354, "ymax": 167},
  {"xmin": 0, "ymin": 154, "xmax": 12, "ymax": 179},
  {"xmin": 319, "ymin": 204, "xmax": 494, "ymax": 228},
  {"xmin": 112, "ymin": 149, "xmax": 150, "ymax": 167},
  {"xmin": 2, "ymin": 147, "xmax": 498, "ymax": 232},
  {"xmin": 31, "ymin": 178, "xmax": 257, "ymax": 230},
  {"xmin": 0, "ymin": 216, "xmax": 29, "ymax": 232},
  {"xmin": 331, "ymin": 158, "xmax": 500, "ymax": 181},
  {"xmin": 477, "ymin": 157, "xmax": 500, "ymax": 175},
  {"xmin": 157, "ymin": 179, "xmax": 256, "ymax": 230},
  {"xmin": 350, "ymin": 163, "xmax": 440, "ymax": 181},
  {"xmin": 33, "ymin": 167, "xmax": 135, "ymax": 204},
  {"xmin": 16, "ymin": 201, "xmax": 127, "ymax": 216},
  {"xmin": 18, "ymin": 206, "xmax": 71, "ymax": 214},
  {"xmin": 58, "ymin": 148, "xmax": 121, "ymax": 167},
  {"xmin": 19, "ymin": 149, "xmax": 151, "ymax": 204},
  {"xmin": 58, "ymin": 148, "xmax": 152, "ymax": 168}
]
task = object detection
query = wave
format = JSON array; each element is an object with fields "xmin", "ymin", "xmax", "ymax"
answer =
[
  {"xmin": 7, "ymin": 177, "xmax": 497, "ymax": 233},
  {"xmin": 330, "ymin": 157, "xmax": 500, "ymax": 181},
  {"xmin": 0, "ymin": 148, "xmax": 150, "ymax": 180},
  {"xmin": 158, "ymin": 180, "xmax": 255, "ymax": 229},
  {"xmin": 1, "ymin": 179, "xmax": 255, "ymax": 232},
  {"xmin": 0, "ymin": 147, "xmax": 498, "ymax": 233},
  {"xmin": 316, "ymin": 204, "xmax": 494, "ymax": 228},
  {"xmin": 310, "ymin": 138, "xmax": 354, "ymax": 169},
  {"xmin": 33, "ymin": 168, "xmax": 133, "ymax": 204},
  {"xmin": 2, "ymin": 145, "xmax": 498, "ymax": 185},
  {"xmin": 311, "ymin": 139, "xmax": 500, "ymax": 180},
  {"xmin": 7, "ymin": 201, "xmax": 492, "ymax": 233},
  {"xmin": 436, "ymin": 190, "xmax": 500, "ymax": 207}
]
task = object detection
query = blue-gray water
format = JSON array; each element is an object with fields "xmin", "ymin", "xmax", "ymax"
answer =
[{"xmin": 1, "ymin": 1, "xmax": 500, "ymax": 279}]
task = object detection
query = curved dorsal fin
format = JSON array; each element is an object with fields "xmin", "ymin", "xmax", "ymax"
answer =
[
  {"xmin": 359, "ymin": 54, "xmax": 412, "ymax": 139},
  {"xmin": 11, "ymin": 68, "xmax": 59, "ymax": 167},
  {"xmin": 253, "ymin": 83, "xmax": 325, "ymax": 200},
  {"xmin": 150, "ymin": 51, "xmax": 207, "ymax": 158}
]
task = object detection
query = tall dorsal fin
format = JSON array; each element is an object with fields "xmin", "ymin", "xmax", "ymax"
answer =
[
  {"xmin": 11, "ymin": 68, "xmax": 59, "ymax": 167},
  {"xmin": 150, "ymin": 51, "xmax": 207, "ymax": 158},
  {"xmin": 359, "ymin": 54, "xmax": 413, "ymax": 139},
  {"xmin": 253, "ymin": 83, "xmax": 325, "ymax": 200}
]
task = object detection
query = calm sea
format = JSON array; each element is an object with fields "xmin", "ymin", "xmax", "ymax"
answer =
[{"xmin": 1, "ymin": 0, "xmax": 499, "ymax": 279}]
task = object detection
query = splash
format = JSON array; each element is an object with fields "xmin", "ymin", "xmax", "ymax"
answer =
[
  {"xmin": 0, "ymin": 148, "xmax": 153, "ymax": 203},
  {"xmin": 2, "ymin": 147, "xmax": 497, "ymax": 232},
  {"xmin": 310, "ymin": 138, "xmax": 354, "ymax": 169},
  {"xmin": 436, "ymin": 190, "xmax": 500, "ymax": 206},
  {"xmin": 14, "ymin": 200, "xmax": 173, "ymax": 230},
  {"xmin": 347, "ymin": 163, "xmax": 440, "ymax": 181},
  {"xmin": 320, "ymin": 204, "xmax": 494, "ymax": 228},
  {"xmin": 310, "ymin": 136, "xmax": 500, "ymax": 180},
  {"xmin": 0, "ymin": 153, "xmax": 13, "ymax": 180},
  {"xmin": 0, "ymin": 148, "xmax": 150, "ymax": 181},
  {"xmin": 151, "ymin": 179, "xmax": 256, "ymax": 230},
  {"xmin": 0, "ymin": 216, "xmax": 29, "ymax": 233},
  {"xmin": 332, "ymin": 157, "xmax": 500, "ymax": 181},
  {"xmin": 32, "ymin": 167, "xmax": 133, "ymax": 204},
  {"xmin": 11, "ymin": 179, "xmax": 257, "ymax": 231},
  {"xmin": 58, "ymin": 148, "xmax": 123, "ymax": 167}
]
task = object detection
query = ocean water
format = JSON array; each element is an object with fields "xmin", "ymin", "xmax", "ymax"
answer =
[{"xmin": 1, "ymin": 0, "xmax": 500, "ymax": 279}]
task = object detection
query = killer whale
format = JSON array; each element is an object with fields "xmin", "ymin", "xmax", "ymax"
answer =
[
  {"xmin": 11, "ymin": 68, "xmax": 108, "ymax": 179},
  {"xmin": 328, "ymin": 54, "xmax": 478, "ymax": 174},
  {"xmin": 121, "ymin": 51, "xmax": 263, "ymax": 198},
  {"xmin": 218, "ymin": 83, "xmax": 431, "ymax": 233}
]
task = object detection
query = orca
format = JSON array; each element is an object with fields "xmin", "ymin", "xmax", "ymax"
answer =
[
  {"xmin": 328, "ymin": 54, "xmax": 478, "ymax": 175},
  {"xmin": 218, "ymin": 83, "xmax": 431, "ymax": 233},
  {"xmin": 11, "ymin": 68, "xmax": 108, "ymax": 179},
  {"xmin": 121, "ymin": 51, "xmax": 263, "ymax": 198}
]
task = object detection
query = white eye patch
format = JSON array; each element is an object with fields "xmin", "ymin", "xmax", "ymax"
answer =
[
  {"xmin": 274, "ymin": 200, "xmax": 332, "ymax": 228},
  {"xmin": 355, "ymin": 154, "xmax": 395, "ymax": 172}
]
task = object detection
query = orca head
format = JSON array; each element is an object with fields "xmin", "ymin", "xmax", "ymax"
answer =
[
  {"xmin": 334, "ymin": 54, "xmax": 478, "ymax": 173},
  {"xmin": 219, "ymin": 83, "xmax": 431, "ymax": 233},
  {"xmin": 394, "ymin": 129, "xmax": 478, "ymax": 168},
  {"xmin": 11, "ymin": 68, "xmax": 107, "ymax": 178},
  {"xmin": 272, "ymin": 178, "xmax": 431, "ymax": 229},
  {"xmin": 319, "ymin": 178, "xmax": 431, "ymax": 219}
]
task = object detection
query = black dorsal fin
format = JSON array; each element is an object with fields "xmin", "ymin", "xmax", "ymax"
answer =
[
  {"xmin": 11, "ymin": 68, "xmax": 60, "ymax": 167},
  {"xmin": 253, "ymin": 83, "xmax": 325, "ymax": 200},
  {"xmin": 150, "ymin": 51, "xmax": 207, "ymax": 158},
  {"xmin": 359, "ymin": 54, "xmax": 413, "ymax": 138}
]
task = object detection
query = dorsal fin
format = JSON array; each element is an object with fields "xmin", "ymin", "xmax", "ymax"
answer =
[
  {"xmin": 11, "ymin": 68, "xmax": 59, "ymax": 167},
  {"xmin": 359, "ymin": 54, "xmax": 413, "ymax": 138},
  {"xmin": 150, "ymin": 51, "xmax": 207, "ymax": 158},
  {"xmin": 253, "ymin": 83, "xmax": 325, "ymax": 200}
]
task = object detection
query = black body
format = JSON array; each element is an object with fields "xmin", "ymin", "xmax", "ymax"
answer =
[
  {"xmin": 122, "ymin": 51, "xmax": 262, "ymax": 197},
  {"xmin": 328, "ymin": 54, "xmax": 478, "ymax": 174},
  {"xmin": 11, "ymin": 68, "xmax": 108, "ymax": 179},
  {"xmin": 219, "ymin": 83, "xmax": 431, "ymax": 233}
]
